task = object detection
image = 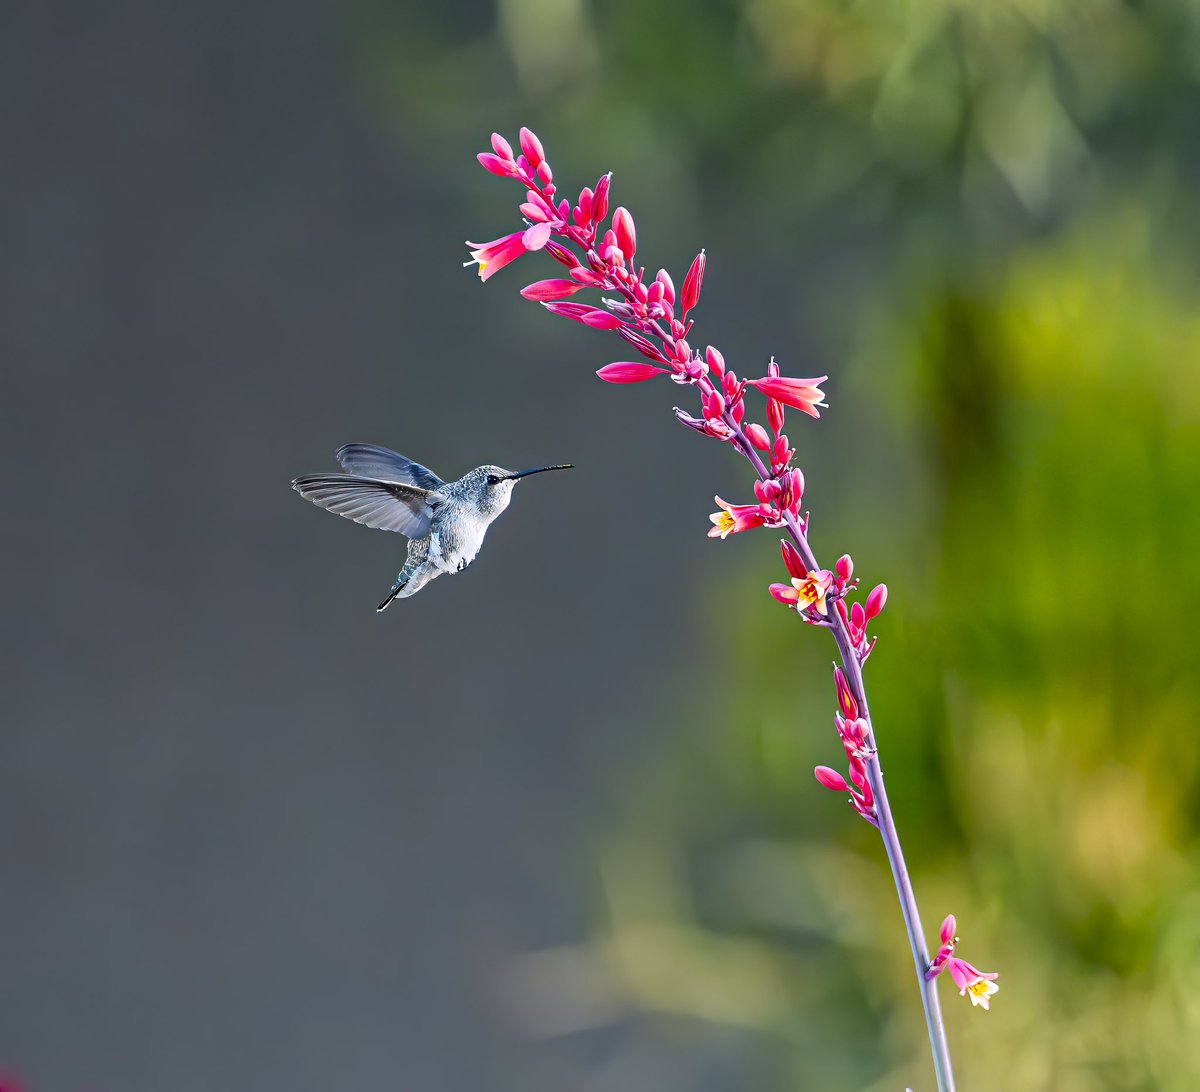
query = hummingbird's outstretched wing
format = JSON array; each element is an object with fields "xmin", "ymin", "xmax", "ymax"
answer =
[
  {"xmin": 334, "ymin": 444, "xmax": 445, "ymax": 491},
  {"xmin": 291, "ymin": 475, "xmax": 439, "ymax": 536}
]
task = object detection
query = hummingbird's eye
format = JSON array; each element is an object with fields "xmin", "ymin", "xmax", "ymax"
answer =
[{"xmin": 486, "ymin": 474, "xmax": 501, "ymax": 485}]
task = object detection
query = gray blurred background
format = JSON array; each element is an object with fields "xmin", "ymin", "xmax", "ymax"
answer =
[
  {"xmin": 3, "ymin": 4, "xmax": 726, "ymax": 1090},
  {"xmin": 6, "ymin": 1, "xmax": 1200, "ymax": 1090}
]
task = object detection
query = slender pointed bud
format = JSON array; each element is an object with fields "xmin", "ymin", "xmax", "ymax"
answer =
[
  {"xmin": 681, "ymin": 250, "xmax": 706, "ymax": 314},
  {"xmin": 544, "ymin": 240, "xmax": 578, "ymax": 267},
  {"xmin": 536, "ymin": 160, "xmax": 553, "ymax": 187},
  {"xmin": 477, "ymin": 152, "xmax": 513, "ymax": 177},
  {"xmin": 781, "ymin": 539, "xmax": 806, "ymax": 580},
  {"xmin": 940, "ymin": 915, "xmax": 957, "ymax": 945},
  {"xmin": 848, "ymin": 756, "xmax": 869, "ymax": 792},
  {"xmin": 745, "ymin": 423, "xmax": 771, "ymax": 450},
  {"xmin": 768, "ymin": 396, "xmax": 785, "ymax": 436},
  {"xmin": 519, "ymin": 127, "xmax": 545, "ymax": 167},
  {"xmin": 613, "ymin": 207, "xmax": 637, "ymax": 260},
  {"xmin": 577, "ymin": 187, "xmax": 594, "ymax": 223},
  {"xmin": 597, "ymin": 362, "xmax": 666, "ymax": 383},
  {"xmin": 705, "ymin": 346, "xmax": 725, "ymax": 378},
  {"xmin": 834, "ymin": 666, "xmax": 859, "ymax": 720},
  {"xmin": 851, "ymin": 601, "xmax": 866, "ymax": 633},
  {"xmin": 646, "ymin": 281, "xmax": 664, "ymax": 305},
  {"xmin": 836, "ymin": 555, "xmax": 854, "ymax": 584},
  {"xmin": 593, "ymin": 174, "xmax": 611, "ymax": 222},
  {"xmin": 656, "ymin": 269, "xmax": 675, "ymax": 305},
  {"xmin": 520, "ymin": 279, "xmax": 583, "ymax": 301},
  {"xmin": 815, "ymin": 766, "xmax": 850, "ymax": 792},
  {"xmin": 491, "ymin": 132, "xmax": 514, "ymax": 160},
  {"xmin": 519, "ymin": 202, "xmax": 550, "ymax": 222},
  {"xmin": 581, "ymin": 309, "xmax": 624, "ymax": 330},
  {"xmin": 865, "ymin": 584, "xmax": 888, "ymax": 620},
  {"xmin": 673, "ymin": 407, "xmax": 708, "ymax": 434},
  {"xmin": 618, "ymin": 326, "xmax": 668, "ymax": 362}
]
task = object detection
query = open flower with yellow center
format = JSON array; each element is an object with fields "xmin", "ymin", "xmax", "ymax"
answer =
[
  {"xmin": 925, "ymin": 916, "xmax": 1000, "ymax": 1011},
  {"xmin": 948, "ymin": 959, "xmax": 1000, "ymax": 1010},
  {"xmin": 708, "ymin": 496, "xmax": 767, "ymax": 539},
  {"xmin": 769, "ymin": 568, "xmax": 834, "ymax": 616}
]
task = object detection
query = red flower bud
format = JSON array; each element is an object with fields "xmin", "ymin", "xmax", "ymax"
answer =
[
  {"xmin": 477, "ymin": 152, "xmax": 513, "ymax": 177},
  {"xmin": 520, "ymin": 279, "xmax": 583, "ymax": 301},
  {"xmin": 543, "ymin": 240, "xmax": 578, "ymax": 267},
  {"xmin": 490, "ymin": 132, "xmax": 514, "ymax": 160},
  {"xmin": 745, "ymin": 423, "xmax": 771, "ymax": 450},
  {"xmin": 581, "ymin": 309, "xmax": 624, "ymax": 330},
  {"xmin": 519, "ymin": 126, "xmax": 545, "ymax": 167},
  {"xmin": 536, "ymin": 160, "xmax": 553, "ymax": 187},
  {"xmin": 656, "ymin": 269, "xmax": 675, "ymax": 305},
  {"xmin": 768, "ymin": 396, "xmax": 785, "ymax": 436},
  {"xmin": 593, "ymin": 174, "xmax": 611, "ymax": 222},
  {"xmin": 836, "ymin": 555, "xmax": 854, "ymax": 584},
  {"xmin": 780, "ymin": 539, "xmax": 806, "ymax": 580},
  {"xmin": 681, "ymin": 249, "xmax": 706, "ymax": 314},
  {"xmin": 596, "ymin": 361, "xmax": 667, "ymax": 383},
  {"xmin": 834, "ymin": 666, "xmax": 859, "ymax": 721},
  {"xmin": 613, "ymin": 207, "xmax": 637, "ymax": 260},
  {"xmin": 814, "ymin": 766, "xmax": 849, "ymax": 792},
  {"xmin": 617, "ymin": 327, "xmax": 668, "ymax": 362},
  {"xmin": 865, "ymin": 584, "xmax": 888, "ymax": 620},
  {"xmin": 705, "ymin": 346, "xmax": 725, "ymax": 378}
]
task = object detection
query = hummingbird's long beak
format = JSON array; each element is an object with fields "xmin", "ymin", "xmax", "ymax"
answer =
[{"xmin": 506, "ymin": 464, "xmax": 574, "ymax": 481}]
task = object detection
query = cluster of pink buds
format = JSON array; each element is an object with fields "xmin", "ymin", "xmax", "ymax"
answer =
[
  {"xmin": 465, "ymin": 127, "xmax": 826, "ymax": 538},
  {"xmin": 925, "ymin": 915, "xmax": 1000, "ymax": 1010},
  {"xmin": 813, "ymin": 666, "xmax": 879, "ymax": 825}
]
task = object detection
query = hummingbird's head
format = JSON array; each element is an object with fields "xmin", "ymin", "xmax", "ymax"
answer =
[{"xmin": 468, "ymin": 463, "xmax": 574, "ymax": 517}]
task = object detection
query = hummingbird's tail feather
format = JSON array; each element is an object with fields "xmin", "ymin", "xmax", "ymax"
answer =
[
  {"xmin": 376, "ymin": 563, "xmax": 437, "ymax": 610},
  {"xmin": 377, "ymin": 579, "xmax": 407, "ymax": 612}
]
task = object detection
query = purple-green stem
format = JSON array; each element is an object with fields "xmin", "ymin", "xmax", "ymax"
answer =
[
  {"xmin": 723, "ymin": 409, "xmax": 956, "ymax": 1092},
  {"xmin": 616, "ymin": 286, "xmax": 954, "ymax": 1086}
]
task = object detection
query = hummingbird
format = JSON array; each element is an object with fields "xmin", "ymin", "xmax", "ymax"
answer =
[{"xmin": 292, "ymin": 443, "xmax": 573, "ymax": 610}]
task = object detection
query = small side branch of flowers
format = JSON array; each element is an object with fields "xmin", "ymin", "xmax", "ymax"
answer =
[{"xmin": 466, "ymin": 127, "xmax": 997, "ymax": 1091}]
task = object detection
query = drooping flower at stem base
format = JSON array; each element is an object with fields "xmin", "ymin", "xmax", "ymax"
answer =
[{"xmin": 925, "ymin": 915, "xmax": 1000, "ymax": 1010}]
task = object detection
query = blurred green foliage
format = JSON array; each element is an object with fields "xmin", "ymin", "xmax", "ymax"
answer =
[{"xmin": 376, "ymin": 1, "xmax": 1200, "ymax": 1087}]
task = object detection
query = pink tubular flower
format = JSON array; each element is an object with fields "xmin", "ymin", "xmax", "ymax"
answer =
[
  {"xmin": 746, "ymin": 375, "xmax": 828, "ymax": 418},
  {"xmin": 464, "ymin": 222, "xmax": 552, "ymax": 281},
  {"xmin": 925, "ymin": 915, "xmax": 1000, "ymax": 1010},
  {"xmin": 709, "ymin": 496, "xmax": 768, "ymax": 539}
]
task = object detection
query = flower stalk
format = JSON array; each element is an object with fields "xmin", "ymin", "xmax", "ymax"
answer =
[{"xmin": 464, "ymin": 126, "xmax": 1000, "ymax": 1090}]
